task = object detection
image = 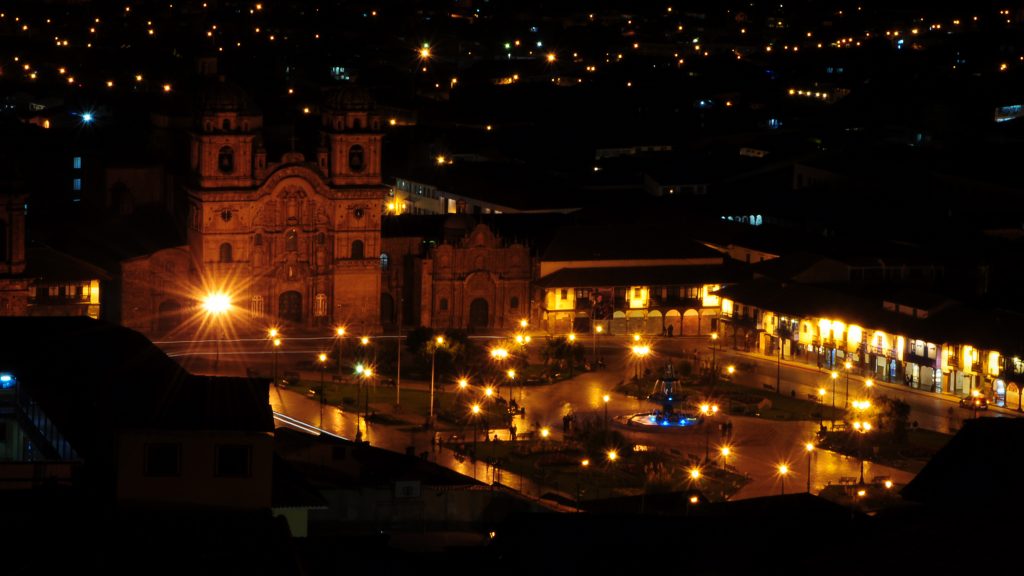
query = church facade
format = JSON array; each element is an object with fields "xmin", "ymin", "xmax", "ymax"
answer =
[{"xmin": 122, "ymin": 82, "xmax": 387, "ymax": 337}]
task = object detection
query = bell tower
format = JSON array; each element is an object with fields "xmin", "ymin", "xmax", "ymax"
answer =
[
  {"xmin": 189, "ymin": 77, "xmax": 263, "ymax": 189},
  {"xmin": 320, "ymin": 85, "xmax": 383, "ymax": 186}
]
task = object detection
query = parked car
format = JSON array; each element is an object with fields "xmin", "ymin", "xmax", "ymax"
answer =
[{"xmin": 960, "ymin": 390, "xmax": 989, "ymax": 410}]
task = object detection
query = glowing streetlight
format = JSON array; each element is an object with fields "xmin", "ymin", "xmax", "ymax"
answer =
[
  {"xmin": 844, "ymin": 361, "xmax": 853, "ymax": 409},
  {"xmin": 709, "ymin": 331, "xmax": 720, "ymax": 380},
  {"xmin": 429, "ymin": 335, "xmax": 445, "ymax": 426},
  {"xmin": 540, "ymin": 427, "xmax": 550, "ymax": 440},
  {"xmin": 852, "ymin": 420, "xmax": 872, "ymax": 484},
  {"xmin": 271, "ymin": 336, "xmax": 282, "ymax": 387},
  {"xmin": 830, "ymin": 371, "xmax": 839, "ymax": 430},
  {"xmin": 470, "ymin": 403, "xmax": 482, "ymax": 451},
  {"xmin": 520, "ymin": 318, "xmax": 529, "ymax": 329},
  {"xmin": 201, "ymin": 292, "xmax": 231, "ymax": 374},
  {"xmin": 603, "ymin": 394, "xmax": 611, "ymax": 429},
  {"xmin": 720, "ymin": 446, "xmax": 731, "ymax": 468},
  {"xmin": 805, "ymin": 442, "xmax": 815, "ymax": 493},
  {"xmin": 593, "ymin": 324, "xmax": 603, "ymax": 366},
  {"xmin": 607, "ymin": 449, "xmax": 618, "ymax": 462},
  {"xmin": 317, "ymin": 353, "xmax": 328, "ymax": 428},
  {"xmin": 778, "ymin": 464, "xmax": 790, "ymax": 495},
  {"xmin": 699, "ymin": 403, "xmax": 719, "ymax": 462},
  {"xmin": 335, "ymin": 326, "xmax": 347, "ymax": 381}
]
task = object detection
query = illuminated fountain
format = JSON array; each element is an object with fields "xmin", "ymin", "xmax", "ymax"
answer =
[{"xmin": 624, "ymin": 363, "xmax": 701, "ymax": 428}]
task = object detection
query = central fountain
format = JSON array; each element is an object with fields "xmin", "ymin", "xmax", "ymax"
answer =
[{"xmin": 624, "ymin": 363, "xmax": 701, "ymax": 428}]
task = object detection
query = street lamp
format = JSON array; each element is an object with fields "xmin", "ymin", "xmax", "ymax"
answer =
[
  {"xmin": 830, "ymin": 371, "xmax": 839, "ymax": 430},
  {"xmin": 720, "ymin": 446, "xmax": 731, "ymax": 468},
  {"xmin": 844, "ymin": 361, "xmax": 853, "ymax": 409},
  {"xmin": 270, "ymin": 331, "xmax": 282, "ymax": 388},
  {"xmin": 507, "ymin": 369, "xmax": 517, "ymax": 407},
  {"xmin": 710, "ymin": 332, "xmax": 719, "ymax": 376},
  {"xmin": 778, "ymin": 464, "xmax": 790, "ymax": 495},
  {"xmin": 603, "ymin": 394, "xmax": 611, "ymax": 429},
  {"xmin": 631, "ymin": 344, "xmax": 651, "ymax": 381},
  {"xmin": 817, "ymin": 387, "xmax": 826, "ymax": 428},
  {"xmin": 699, "ymin": 403, "xmax": 719, "ymax": 463},
  {"xmin": 490, "ymin": 346, "xmax": 509, "ymax": 401},
  {"xmin": 852, "ymin": 420, "xmax": 872, "ymax": 484},
  {"xmin": 317, "ymin": 353, "xmax": 328, "ymax": 428},
  {"xmin": 593, "ymin": 324, "xmax": 603, "ymax": 366},
  {"xmin": 864, "ymin": 378, "xmax": 874, "ymax": 398},
  {"xmin": 334, "ymin": 326, "xmax": 346, "ymax": 381},
  {"xmin": 201, "ymin": 292, "xmax": 232, "ymax": 374},
  {"xmin": 805, "ymin": 442, "xmax": 815, "ymax": 493},
  {"xmin": 429, "ymin": 335, "xmax": 445, "ymax": 427},
  {"xmin": 470, "ymin": 403, "xmax": 482, "ymax": 453},
  {"xmin": 361, "ymin": 366, "xmax": 374, "ymax": 443}
]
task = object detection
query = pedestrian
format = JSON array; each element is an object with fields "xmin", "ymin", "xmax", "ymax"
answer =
[
  {"xmin": 510, "ymin": 423, "xmax": 517, "ymax": 441},
  {"xmin": 667, "ymin": 325, "xmax": 674, "ymax": 337},
  {"xmin": 562, "ymin": 414, "xmax": 570, "ymax": 432}
]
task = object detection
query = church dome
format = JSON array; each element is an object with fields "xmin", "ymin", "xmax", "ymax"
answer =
[
  {"xmin": 322, "ymin": 84, "xmax": 374, "ymax": 112},
  {"xmin": 197, "ymin": 76, "xmax": 258, "ymax": 114}
]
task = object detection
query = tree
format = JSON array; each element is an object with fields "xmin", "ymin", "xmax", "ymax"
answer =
[{"xmin": 541, "ymin": 336, "xmax": 585, "ymax": 377}]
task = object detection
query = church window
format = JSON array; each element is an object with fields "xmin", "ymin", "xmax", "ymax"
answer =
[
  {"xmin": 353, "ymin": 118, "xmax": 362, "ymax": 130},
  {"xmin": 219, "ymin": 243, "xmax": 233, "ymax": 263},
  {"xmin": 351, "ymin": 240, "xmax": 364, "ymax": 259},
  {"xmin": 510, "ymin": 296, "xmax": 519, "ymax": 309},
  {"xmin": 220, "ymin": 210, "xmax": 232, "ymax": 222},
  {"xmin": 222, "ymin": 119, "xmax": 231, "ymax": 131},
  {"xmin": 250, "ymin": 295, "xmax": 264, "ymax": 318},
  {"xmin": 73, "ymin": 156, "xmax": 81, "ymax": 169},
  {"xmin": 218, "ymin": 146, "xmax": 235, "ymax": 173},
  {"xmin": 349, "ymin": 145, "xmax": 365, "ymax": 172},
  {"xmin": 314, "ymin": 293, "xmax": 328, "ymax": 317},
  {"xmin": 380, "ymin": 252, "xmax": 389, "ymax": 270},
  {"xmin": 286, "ymin": 229, "xmax": 298, "ymax": 252},
  {"xmin": 254, "ymin": 233, "xmax": 262, "ymax": 246},
  {"xmin": 317, "ymin": 232, "xmax": 326, "ymax": 245},
  {"xmin": 440, "ymin": 298, "xmax": 448, "ymax": 311}
]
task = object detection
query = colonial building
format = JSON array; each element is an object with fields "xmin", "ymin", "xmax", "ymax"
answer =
[
  {"xmin": 122, "ymin": 80, "xmax": 388, "ymax": 336},
  {"xmin": 382, "ymin": 215, "xmax": 534, "ymax": 332}
]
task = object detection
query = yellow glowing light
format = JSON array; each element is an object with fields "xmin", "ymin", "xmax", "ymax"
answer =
[
  {"xmin": 568, "ymin": 333, "xmax": 576, "ymax": 342},
  {"xmin": 581, "ymin": 459, "xmax": 589, "ymax": 467},
  {"xmin": 520, "ymin": 319, "xmax": 529, "ymax": 329},
  {"xmin": 607, "ymin": 450, "xmax": 618, "ymax": 461},
  {"xmin": 778, "ymin": 464, "xmax": 789, "ymax": 475},
  {"xmin": 436, "ymin": 154, "xmax": 446, "ymax": 165},
  {"xmin": 471, "ymin": 404, "xmax": 481, "ymax": 414},
  {"xmin": 484, "ymin": 387, "xmax": 494, "ymax": 397},
  {"xmin": 546, "ymin": 53, "xmax": 556, "ymax": 62},
  {"xmin": 163, "ymin": 84, "xmax": 172, "ymax": 92},
  {"xmin": 459, "ymin": 378, "xmax": 469, "ymax": 389},
  {"xmin": 361, "ymin": 336, "xmax": 371, "ymax": 345},
  {"xmin": 541, "ymin": 427, "xmax": 550, "ymax": 438},
  {"xmin": 389, "ymin": 118, "xmax": 396, "ymax": 126},
  {"xmin": 603, "ymin": 394, "xmax": 610, "ymax": 403},
  {"xmin": 419, "ymin": 46, "xmax": 431, "ymax": 59},
  {"xmin": 318, "ymin": 353, "xmax": 327, "ymax": 363},
  {"xmin": 303, "ymin": 107, "xmax": 310, "ymax": 114},
  {"xmin": 202, "ymin": 293, "xmax": 231, "ymax": 314},
  {"xmin": 268, "ymin": 328, "xmax": 279, "ymax": 338},
  {"xmin": 805, "ymin": 442, "xmax": 814, "ymax": 452},
  {"xmin": 689, "ymin": 467, "xmax": 701, "ymax": 479},
  {"xmin": 727, "ymin": 365, "xmax": 735, "ymax": 374}
]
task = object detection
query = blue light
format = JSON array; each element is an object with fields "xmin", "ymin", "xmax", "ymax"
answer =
[
  {"xmin": 0, "ymin": 373, "xmax": 13, "ymax": 389},
  {"xmin": 81, "ymin": 112, "xmax": 94, "ymax": 124}
]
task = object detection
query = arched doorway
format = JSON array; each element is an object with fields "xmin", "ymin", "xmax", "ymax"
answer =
[
  {"xmin": 469, "ymin": 298, "xmax": 489, "ymax": 329},
  {"xmin": 682, "ymin": 309, "xmax": 699, "ymax": 335},
  {"xmin": 665, "ymin": 310, "xmax": 682, "ymax": 336},
  {"xmin": 279, "ymin": 291, "xmax": 302, "ymax": 324},
  {"xmin": 611, "ymin": 311, "xmax": 627, "ymax": 335},
  {"xmin": 1007, "ymin": 382, "xmax": 1021, "ymax": 411},
  {"xmin": 157, "ymin": 300, "xmax": 182, "ymax": 333},
  {"xmin": 646, "ymin": 310, "xmax": 663, "ymax": 335},
  {"xmin": 380, "ymin": 293, "xmax": 395, "ymax": 326}
]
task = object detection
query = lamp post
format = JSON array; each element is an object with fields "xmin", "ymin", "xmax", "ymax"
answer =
[
  {"xmin": 361, "ymin": 366, "xmax": 374, "ymax": 443},
  {"xmin": 470, "ymin": 403, "xmax": 482, "ymax": 454},
  {"xmin": 317, "ymin": 353, "xmax": 328, "ymax": 428},
  {"xmin": 699, "ymin": 403, "xmax": 719, "ymax": 463},
  {"xmin": 577, "ymin": 458, "xmax": 590, "ymax": 511},
  {"xmin": 594, "ymin": 324, "xmax": 603, "ymax": 366},
  {"xmin": 805, "ymin": 442, "xmax": 815, "ymax": 493},
  {"xmin": 720, "ymin": 446, "xmax": 731, "ymax": 469},
  {"xmin": 490, "ymin": 346, "xmax": 509, "ymax": 400},
  {"xmin": 776, "ymin": 331, "xmax": 783, "ymax": 394},
  {"xmin": 852, "ymin": 420, "xmax": 872, "ymax": 484},
  {"xmin": 334, "ymin": 326, "xmax": 346, "ymax": 381},
  {"xmin": 568, "ymin": 333, "xmax": 577, "ymax": 377},
  {"xmin": 201, "ymin": 292, "xmax": 231, "ymax": 374},
  {"xmin": 710, "ymin": 332, "xmax": 719, "ymax": 377},
  {"xmin": 830, "ymin": 371, "xmax": 839, "ymax": 430},
  {"xmin": 603, "ymin": 394, "xmax": 610, "ymax": 429},
  {"xmin": 817, "ymin": 387, "xmax": 826, "ymax": 428},
  {"xmin": 844, "ymin": 361, "xmax": 852, "ymax": 409},
  {"xmin": 864, "ymin": 378, "xmax": 874, "ymax": 399},
  {"xmin": 270, "ymin": 330, "xmax": 282, "ymax": 388},
  {"xmin": 506, "ymin": 369, "xmax": 517, "ymax": 409},
  {"xmin": 429, "ymin": 335, "xmax": 445, "ymax": 427},
  {"xmin": 778, "ymin": 464, "xmax": 789, "ymax": 495}
]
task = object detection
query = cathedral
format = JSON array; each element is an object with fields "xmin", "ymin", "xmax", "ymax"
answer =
[{"xmin": 122, "ymin": 79, "xmax": 387, "ymax": 337}]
